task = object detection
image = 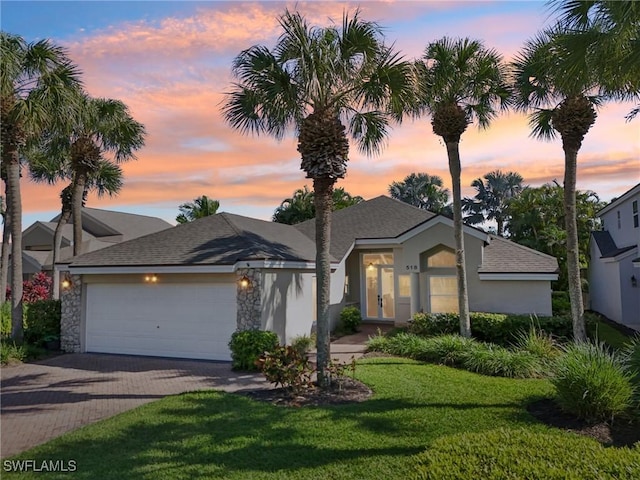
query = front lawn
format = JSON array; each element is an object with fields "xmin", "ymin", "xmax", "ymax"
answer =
[{"xmin": 5, "ymin": 358, "xmax": 639, "ymax": 479}]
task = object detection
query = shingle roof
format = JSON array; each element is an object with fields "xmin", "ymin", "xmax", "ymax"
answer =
[
  {"xmin": 592, "ymin": 231, "xmax": 636, "ymax": 258},
  {"xmin": 295, "ymin": 196, "xmax": 434, "ymax": 259},
  {"xmin": 70, "ymin": 213, "xmax": 321, "ymax": 267},
  {"xmin": 479, "ymin": 235, "xmax": 558, "ymax": 274}
]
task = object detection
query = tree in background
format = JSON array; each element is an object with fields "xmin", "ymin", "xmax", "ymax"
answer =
[
  {"xmin": 273, "ymin": 186, "xmax": 363, "ymax": 225},
  {"xmin": 223, "ymin": 9, "xmax": 414, "ymax": 386},
  {"xmin": 176, "ymin": 195, "xmax": 220, "ymax": 223},
  {"xmin": 413, "ymin": 37, "xmax": 511, "ymax": 338},
  {"xmin": 506, "ymin": 183, "xmax": 605, "ymax": 292},
  {"xmin": 388, "ymin": 172, "xmax": 450, "ymax": 214},
  {"xmin": 29, "ymin": 154, "xmax": 123, "ymax": 298},
  {"xmin": 1, "ymin": 32, "xmax": 82, "ymax": 341},
  {"xmin": 462, "ymin": 170, "xmax": 524, "ymax": 236}
]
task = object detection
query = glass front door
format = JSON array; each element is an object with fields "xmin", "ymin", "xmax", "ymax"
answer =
[{"xmin": 363, "ymin": 253, "xmax": 395, "ymax": 320}]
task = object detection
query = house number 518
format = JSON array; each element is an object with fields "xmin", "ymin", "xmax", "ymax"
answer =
[{"xmin": 405, "ymin": 265, "xmax": 418, "ymax": 271}]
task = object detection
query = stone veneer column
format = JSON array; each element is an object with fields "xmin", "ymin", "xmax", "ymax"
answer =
[
  {"xmin": 60, "ymin": 274, "xmax": 82, "ymax": 352},
  {"xmin": 236, "ymin": 268, "xmax": 262, "ymax": 331}
]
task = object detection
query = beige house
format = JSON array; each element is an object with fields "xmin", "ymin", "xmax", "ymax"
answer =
[{"xmin": 60, "ymin": 196, "xmax": 558, "ymax": 361}]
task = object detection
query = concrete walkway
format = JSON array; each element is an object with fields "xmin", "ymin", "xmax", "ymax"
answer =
[{"xmin": 0, "ymin": 325, "xmax": 387, "ymax": 459}]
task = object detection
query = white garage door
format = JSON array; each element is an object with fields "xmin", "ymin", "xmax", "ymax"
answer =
[{"xmin": 85, "ymin": 283, "xmax": 237, "ymax": 361}]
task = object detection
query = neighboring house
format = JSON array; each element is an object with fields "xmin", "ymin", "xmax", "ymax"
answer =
[
  {"xmin": 590, "ymin": 183, "xmax": 640, "ymax": 331},
  {"xmin": 60, "ymin": 196, "xmax": 558, "ymax": 361},
  {"xmin": 20, "ymin": 208, "xmax": 172, "ymax": 280}
]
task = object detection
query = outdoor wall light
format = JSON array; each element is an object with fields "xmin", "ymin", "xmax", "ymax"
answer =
[
  {"xmin": 239, "ymin": 275, "xmax": 251, "ymax": 288},
  {"xmin": 61, "ymin": 274, "xmax": 71, "ymax": 289},
  {"xmin": 367, "ymin": 262, "xmax": 375, "ymax": 271},
  {"xmin": 144, "ymin": 274, "xmax": 158, "ymax": 283},
  {"xmin": 632, "ymin": 275, "xmax": 637, "ymax": 288}
]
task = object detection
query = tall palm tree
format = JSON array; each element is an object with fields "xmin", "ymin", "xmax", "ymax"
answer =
[
  {"xmin": 29, "ymin": 154, "xmax": 123, "ymax": 298},
  {"xmin": 176, "ymin": 195, "xmax": 220, "ymax": 224},
  {"xmin": 462, "ymin": 170, "xmax": 524, "ymax": 236},
  {"xmin": 44, "ymin": 92, "xmax": 145, "ymax": 256},
  {"xmin": 388, "ymin": 172, "xmax": 450, "ymax": 213},
  {"xmin": 223, "ymin": 9, "xmax": 414, "ymax": 386},
  {"xmin": 0, "ymin": 192, "xmax": 9, "ymax": 303},
  {"xmin": 547, "ymin": 0, "xmax": 640, "ymax": 120},
  {"xmin": 414, "ymin": 38, "xmax": 511, "ymax": 337},
  {"xmin": 1, "ymin": 32, "xmax": 82, "ymax": 341},
  {"xmin": 512, "ymin": 27, "xmax": 607, "ymax": 342}
]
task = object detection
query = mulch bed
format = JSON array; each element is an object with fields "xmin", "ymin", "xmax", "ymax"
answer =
[
  {"xmin": 527, "ymin": 398, "xmax": 640, "ymax": 447},
  {"xmin": 240, "ymin": 377, "xmax": 373, "ymax": 407}
]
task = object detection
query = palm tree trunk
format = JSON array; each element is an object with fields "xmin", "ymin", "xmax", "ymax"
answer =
[
  {"xmin": 72, "ymin": 173, "xmax": 87, "ymax": 256},
  {"xmin": 313, "ymin": 177, "xmax": 334, "ymax": 388},
  {"xmin": 5, "ymin": 148, "xmax": 23, "ymax": 341},
  {"xmin": 446, "ymin": 140, "xmax": 471, "ymax": 337},
  {"xmin": 496, "ymin": 218, "xmax": 504, "ymax": 237},
  {"xmin": 51, "ymin": 206, "xmax": 71, "ymax": 300},
  {"xmin": 563, "ymin": 146, "xmax": 586, "ymax": 342},
  {"xmin": 1, "ymin": 197, "xmax": 10, "ymax": 303}
]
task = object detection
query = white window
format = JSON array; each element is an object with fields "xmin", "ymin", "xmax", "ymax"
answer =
[
  {"xmin": 633, "ymin": 201, "xmax": 638, "ymax": 229},
  {"xmin": 427, "ymin": 249, "xmax": 456, "ymax": 267},
  {"xmin": 429, "ymin": 276, "xmax": 459, "ymax": 313},
  {"xmin": 398, "ymin": 274, "xmax": 411, "ymax": 297}
]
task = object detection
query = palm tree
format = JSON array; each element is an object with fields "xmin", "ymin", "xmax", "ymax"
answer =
[
  {"xmin": 413, "ymin": 38, "xmax": 511, "ymax": 338},
  {"xmin": 388, "ymin": 172, "xmax": 450, "ymax": 213},
  {"xmin": 176, "ymin": 195, "xmax": 220, "ymax": 223},
  {"xmin": 512, "ymin": 27, "xmax": 608, "ymax": 341},
  {"xmin": 222, "ymin": 9, "xmax": 414, "ymax": 386},
  {"xmin": 44, "ymin": 92, "xmax": 145, "ymax": 256},
  {"xmin": 1, "ymin": 32, "xmax": 82, "ymax": 341},
  {"xmin": 547, "ymin": 0, "xmax": 640, "ymax": 120},
  {"xmin": 462, "ymin": 170, "xmax": 524, "ymax": 236},
  {"xmin": 29, "ymin": 154, "xmax": 123, "ymax": 298},
  {"xmin": 0, "ymin": 193, "xmax": 9, "ymax": 303},
  {"xmin": 273, "ymin": 186, "xmax": 363, "ymax": 224}
]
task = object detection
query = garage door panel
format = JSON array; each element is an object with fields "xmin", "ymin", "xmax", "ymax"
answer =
[{"xmin": 85, "ymin": 283, "xmax": 236, "ymax": 361}]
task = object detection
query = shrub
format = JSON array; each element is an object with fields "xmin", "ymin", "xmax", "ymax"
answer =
[
  {"xmin": 417, "ymin": 335, "xmax": 479, "ymax": 366},
  {"xmin": 409, "ymin": 312, "xmax": 458, "ymax": 336},
  {"xmin": 1, "ymin": 301, "xmax": 11, "ymax": 338},
  {"xmin": 366, "ymin": 334, "xmax": 391, "ymax": 353},
  {"xmin": 462, "ymin": 343, "xmax": 544, "ymax": 379},
  {"xmin": 552, "ymin": 342, "xmax": 635, "ymax": 422},
  {"xmin": 412, "ymin": 428, "xmax": 640, "ymax": 480},
  {"xmin": 513, "ymin": 326, "xmax": 561, "ymax": 363},
  {"xmin": 338, "ymin": 306, "xmax": 361, "ymax": 334},
  {"xmin": 256, "ymin": 345, "xmax": 314, "ymax": 394},
  {"xmin": 229, "ymin": 330, "xmax": 279, "ymax": 371},
  {"xmin": 290, "ymin": 334, "xmax": 315, "ymax": 356},
  {"xmin": 0, "ymin": 339, "xmax": 27, "ymax": 365},
  {"xmin": 552, "ymin": 291, "xmax": 571, "ymax": 315},
  {"xmin": 24, "ymin": 300, "xmax": 61, "ymax": 347}
]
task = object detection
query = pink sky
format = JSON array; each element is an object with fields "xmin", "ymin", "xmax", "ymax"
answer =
[{"xmin": 15, "ymin": 1, "xmax": 640, "ymax": 226}]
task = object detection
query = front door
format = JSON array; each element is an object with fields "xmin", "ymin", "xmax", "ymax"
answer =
[{"xmin": 363, "ymin": 253, "xmax": 395, "ymax": 320}]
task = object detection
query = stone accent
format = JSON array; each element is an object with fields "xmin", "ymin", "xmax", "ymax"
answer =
[
  {"xmin": 60, "ymin": 274, "xmax": 82, "ymax": 352},
  {"xmin": 236, "ymin": 268, "xmax": 262, "ymax": 331}
]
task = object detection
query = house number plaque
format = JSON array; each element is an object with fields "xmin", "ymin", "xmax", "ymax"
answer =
[{"xmin": 405, "ymin": 265, "xmax": 418, "ymax": 271}]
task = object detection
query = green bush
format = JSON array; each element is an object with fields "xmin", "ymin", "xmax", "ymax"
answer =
[
  {"xmin": 417, "ymin": 335, "xmax": 479, "ymax": 366},
  {"xmin": 290, "ymin": 334, "xmax": 315, "ymax": 356},
  {"xmin": 228, "ymin": 330, "xmax": 279, "ymax": 371},
  {"xmin": 366, "ymin": 334, "xmax": 392, "ymax": 353},
  {"xmin": 552, "ymin": 342, "xmax": 635, "ymax": 422},
  {"xmin": 24, "ymin": 299, "xmax": 61, "ymax": 346},
  {"xmin": 462, "ymin": 344, "xmax": 544, "ymax": 379},
  {"xmin": 409, "ymin": 311, "xmax": 577, "ymax": 345},
  {"xmin": 256, "ymin": 345, "xmax": 314, "ymax": 394},
  {"xmin": 1, "ymin": 301, "xmax": 10, "ymax": 337},
  {"xmin": 412, "ymin": 428, "xmax": 640, "ymax": 480},
  {"xmin": 338, "ymin": 306, "xmax": 361, "ymax": 334},
  {"xmin": 513, "ymin": 326, "xmax": 561, "ymax": 362},
  {"xmin": 0, "ymin": 339, "xmax": 27, "ymax": 364},
  {"xmin": 552, "ymin": 291, "xmax": 571, "ymax": 315}
]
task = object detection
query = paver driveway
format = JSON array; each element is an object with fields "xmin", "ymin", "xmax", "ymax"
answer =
[{"xmin": 0, "ymin": 353, "xmax": 269, "ymax": 458}]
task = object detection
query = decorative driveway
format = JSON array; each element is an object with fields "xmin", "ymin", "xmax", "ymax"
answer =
[{"xmin": 0, "ymin": 354, "xmax": 269, "ymax": 458}]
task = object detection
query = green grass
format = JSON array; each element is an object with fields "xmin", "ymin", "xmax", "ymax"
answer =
[
  {"xmin": 590, "ymin": 319, "xmax": 634, "ymax": 350},
  {"xmin": 4, "ymin": 358, "xmax": 639, "ymax": 479}
]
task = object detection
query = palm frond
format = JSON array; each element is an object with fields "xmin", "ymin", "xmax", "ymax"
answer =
[
  {"xmin": 348, "ymin": 111, "xmax": 389, "ymax": 155},
  {"xmin": 529, "ymin": 108, "xmax": 557, "ymax": 140}
]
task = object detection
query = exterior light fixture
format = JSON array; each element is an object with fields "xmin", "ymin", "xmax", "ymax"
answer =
[
  {"xmin": 144, "ymin": 274, "xmax": 158, "ymax": 283},
  {"xmin": 239, "ymin": 275, "xmax": 251, "ymax": 288},
  {"xmin": 632, "ymin": 275, "xmax": 637, "ymax": 288},
  {"xmin": 61, "ymin": 274, "xmax": 71, "ymax": 289},
  {"xmin": 367, "ymin": 262, "xmax": 375, "ymax": 271}
]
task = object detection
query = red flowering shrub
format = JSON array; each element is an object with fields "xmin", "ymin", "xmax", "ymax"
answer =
[{"xmin": 6, "ymin": 272, "xmax": 52, "ymax": 303}]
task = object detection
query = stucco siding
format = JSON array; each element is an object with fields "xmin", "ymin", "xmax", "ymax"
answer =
[
  {"xmin": 329, "ymin": 260, "xmax": 347, "ymax": 330},
  {"xmin": 589, "ymin": 243, "xmax": 623, "ymax": 324},
  {"xmin": 261, "ymin": 270, "xmax": 314, "ymax": 344},
  {"xmin": 619, "ymin": 257, "xmax": 640, "ymax": 330},
  {"xmin": 470, "ymin": 280, "xmax": 552, "ymax": 315},
  {"xmin": 601, "ymin": 191, "xmax": 640, "ymax": 248}
]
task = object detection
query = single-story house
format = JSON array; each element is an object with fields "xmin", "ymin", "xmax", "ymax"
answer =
[
  {"xmin": 589, "ymin": 183, "xmax": 640, "ymax": 331},
  {"xmin": 60, "ymin": 196, "xmax": 558, "ymax": 361}
]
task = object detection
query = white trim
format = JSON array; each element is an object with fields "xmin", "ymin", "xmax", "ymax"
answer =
[
  {"xmin": 479, "ymin": 273, "xmax": 558, "ymax": 281},
  {"xmin": 397, "ymin": 216, "xmax": 490, "ymax": 243},
  {"xmin": 601, "ymin": 247, "xmax": 638, "ymax": 263},
  {"xmin": 354, "ymin": 239, "xmax": 399, "ymax": 248}
]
